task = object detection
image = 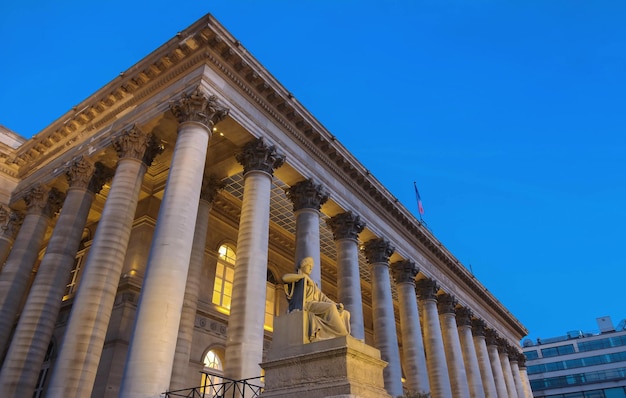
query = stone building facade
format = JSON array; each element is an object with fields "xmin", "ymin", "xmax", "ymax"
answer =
[{"xmin": 0, "ymin": 13, "xmax": 531, "ymax": 398}]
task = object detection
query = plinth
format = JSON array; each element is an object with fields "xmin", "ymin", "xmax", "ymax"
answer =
[{"xmin": 260, "ymin": 312, "xmax": 391, "ymax": 398}]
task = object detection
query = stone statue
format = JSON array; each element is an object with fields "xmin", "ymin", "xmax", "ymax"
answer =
[{"xmin": 282, "ymin": 257, "xmax": 351, "ymax": 342}]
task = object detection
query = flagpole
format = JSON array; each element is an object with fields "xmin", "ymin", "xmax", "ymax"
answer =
[{"xmin": 413, "ymin": 181, "xmax": 424, "ymax": 222}]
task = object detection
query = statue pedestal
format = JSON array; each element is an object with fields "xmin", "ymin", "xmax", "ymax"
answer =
[{"xmin": 261, "ymin": 312, "xmax": 391, "ymax": 398}]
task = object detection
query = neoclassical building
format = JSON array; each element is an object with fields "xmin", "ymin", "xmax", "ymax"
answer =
[{"xmin": 0, "ymin": 13, "xmax": 532, "ymax": 398}]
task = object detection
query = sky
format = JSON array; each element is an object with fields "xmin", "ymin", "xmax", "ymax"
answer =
[{"xmin": 1, "ymin": 1, "xmax": 624, "ymax": 343}]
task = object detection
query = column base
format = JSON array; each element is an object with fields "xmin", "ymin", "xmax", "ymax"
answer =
[{"xmin": 261, "ymin": 312, "xmax": 390, "ymax": 398}]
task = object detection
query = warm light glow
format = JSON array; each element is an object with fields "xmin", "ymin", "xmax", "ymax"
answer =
[{"xmin": 215, "ymin": 306, "xmax": 230, "ymax": 315}]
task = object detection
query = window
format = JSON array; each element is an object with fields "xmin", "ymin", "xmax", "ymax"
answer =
[
  {"xmin": 264, "ymin": 271, "xmax": 277, "ymax": 332},
  {"xmin": 200, "ymin": 349, "xmax": 224, "ymax": 394},
  {"xmin": 542, "ymin": 344, "xmax": 575, "ymax": 358},
  {"xmin": 64, "ymin": 246, "xmax": 89, "ymax": 300},
  {"xmin": 212, "ymin": 244, "xmax": 236, "ymax": 311},
  {"xmin": 33, "ymin": 341, "xmax": 54, "ymax": 398},
  {"xmin": 524, "ymin": 350, "xmax": 539, "ymax": 360}
]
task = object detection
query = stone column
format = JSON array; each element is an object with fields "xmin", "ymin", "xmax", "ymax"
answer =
[
  {"xmin": 416, "ymin": 278, "xmax": 452, "ymax": 398},
  {"xmin": 0, "ymin": 158, "xmax": 111, "ymax": 397},
  {"xmin": 120, "ymin": 90, "xmax": 228, "ymax": 398},
  {"xmin": 498, "ymin": 340, "xmax": 519, "ymax": 398},
  {"xmin": 326, "ymin": 211, "xmax": 366, "ymax": 340},
  {"xmin": 517, "ymin": 353, "xmax": 533, "ymax": 398},
  {"xmin": 0, "ymin": 185, "xmax": 64, "ymax": 357},
  {"xmin": 224, "ymin": 137, "xmax": 284, "ymax": 382},
  {"xmin": 510, "ymin": 351, "xmax": 526, "ymax": 398},
  {"xmin": 169, "ymin": 175, "xmax": 224, "ymax": 392},
  {"xmin": 471, "ymin": 319, "xmax": 498, "ymax": 398},
  {"xmin": 438, "ymin": 293, "xmax": 471, "ymax": 398},
  {"xmin": 0, "ymin": 206, "xmax": 23, "ymax": 269},
  {"xmin": 456, "ymin": 307, "xmax": 485, "ymax": 398},
  {"xmin": 47, "ymin": 127, "xmax": 162, "ymax": 397},
  {"xmin": 362, "ymin": 238, "xmax": 403, "ymax": 398},
  {"xmin": 390, "ymin": 259, "xmax": 429, "ymax": 395},
  {"xmin": 485, "ymin": 329, "xmax": 508, "ymax": 398},
  {"xmin": 286, "ymin": 178, "xmax": 329, "ymax": 287}
]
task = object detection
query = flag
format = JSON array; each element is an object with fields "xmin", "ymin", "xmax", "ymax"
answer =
[{"xmin": 413, "ymin": 181, "xmax": 424, "ymax": 215}]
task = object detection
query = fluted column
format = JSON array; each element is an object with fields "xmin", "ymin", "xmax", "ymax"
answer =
[
  {"xmin": 485, "ymin": 329, "xmax": 508, "ymax": 398},
  {"xmin": 0, "ymin": 158, "xmax": 111, "ymax": 397},
  {"xmin": 0, "ymin": 185, "xmax": 64, "ymax": 357},
  {"xmin": 498, "ymin": 340, "xmax": 518, "ymax": 398},
  {"xmin": 362, "ymin": 238, "xmax": 403, "ymax": 397},
  {"xmin": 326, "ymin": 211, "xmax": 365, "ymax": 340},
  {"xmin": 47, "ymin": 126, "xmax": 162, "ymax": 397},
  {"xmin": 517, "ymin": 354, "xmax": 533, "ymax": 398},
  {"xmin": 120, "ymin": 90, "xmax": 228, "ymax": 398},
  {"xmin": 456, "ymin": 307, "xmax": 485, "ymax": 398},
  {"xmin": 224, "ymin": 137, "xmax": 284, "ymax": 382},
  {"xmin": 471, "ymin": 319, "xmax": 498, "ymax": 398},
  {"xmin": 390, "ymin": 260, "xmax": 429, "ymax": 395},
  {"xmin": 510, "ymin": 351, "xmax": 526, "ymax": 398},
  {"xmin": 170, "ymin": 175, "xmax": 224, "ymax": 392},
  {"xmin": 416, "ymin": 278, "xmax": 452, "ymax": 398},
  {"xmin": 0, "ymin": 207, "xmax": 22, "ymax": 269},
  {"xmin": 438, "ymin": 293, "xmax": 470, "ymax": 398},
  {"xmin": 286, "ymin": 178, "xmax": 328, "ymax": 287}
]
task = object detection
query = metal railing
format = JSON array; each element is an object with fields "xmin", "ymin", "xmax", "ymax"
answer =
[{"xmin": 163, "ymin": 371, "xmax": 263, "ymax": 398}]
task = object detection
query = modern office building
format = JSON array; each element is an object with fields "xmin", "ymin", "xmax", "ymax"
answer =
[
  {"xmin": 523, "ymin": 316, "xmax": 626, "ymax": 398},
  {"xmin": 0, "ymin": 13, "xmax": 531, "ymax": 398}
]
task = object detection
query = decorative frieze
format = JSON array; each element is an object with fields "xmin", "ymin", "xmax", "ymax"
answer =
[
  {"xmin": 390, "ymin": 259, "xmax": 419, "ymax": 285},
  {"xmin": 235, "ymin": 137, "xmax": 285, "ymax": 176},
  {"xmin": 326, "ymin": 211, "xmax": 365, "ymax": 241},
  {"xmin": 362, "ymin": 238, "xmax": 395, "ymax": 265},
  {"xmin": 286, "ymin": 178, "xmax": 329, "ymax": 212}
]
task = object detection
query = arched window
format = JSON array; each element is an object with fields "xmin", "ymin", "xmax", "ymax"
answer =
[
  {"xmin": 212, "ymin": 244, "xmax": 236, "ymax": 311},
  {"xmin": 200, "ymin": 349, "xmax": 224, "ymax": 393}
]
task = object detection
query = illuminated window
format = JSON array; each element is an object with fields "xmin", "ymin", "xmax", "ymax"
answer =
[
  {"xmin": 200, "ymin": 349, "xmax": 224, "ymax": 393},
  {"xmin": 64, "ymin": 247, "xmax": 89, "ymax": 300},
  {"xmin": 264, "ymin": 271, "xmax": 277, "ymax": 332},
  {"xmin": 212, "ymin": 244, "xmax": 236, "ymax": 311}
]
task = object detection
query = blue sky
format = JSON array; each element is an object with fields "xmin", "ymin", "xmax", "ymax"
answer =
[{"xmin": 1, "ymin": 1, "xmax": 625, "ymax": 342}]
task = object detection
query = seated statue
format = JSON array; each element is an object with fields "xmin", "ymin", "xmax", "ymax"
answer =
[{"xmin": 282, "ymin": 257, "xmax": 351, "ymax": 342}]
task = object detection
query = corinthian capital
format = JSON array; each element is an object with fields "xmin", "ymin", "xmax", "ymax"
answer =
[
  {"xmin": 235, "ymin": 137, "xmax": 285, "ymax": 176},
  {"xmin": 390, "ymin": 259, "xmax": 419, "ymax": 285},
  {"xmin": 415, "ymin": 277, "xmax": 439, "ymax": 301},
  {"xmin": 437, "ymin": 293, "xmax": 457, "ymax": 314},
  {"xmin": 471, "ymin": 318, "xmax": 487, "ymax": 336},
  {"xmin": 0, "ymin": 206, "xmax": 23, "ymax": 239},
  {"xmin": 89, "ymin": 162, "xmax": 115, "ymax": 194},
  {"xmin": 485, "ymin": 328, "xmax": 499, "ymax": 346},
  {"xmin": 66, "ymin": 157, "xmax": 96, "ymax": 189},
  {"xmin": 455, "ymin": 307, "xmax": 473, "ymax": 326},
  {"xmin": 286, "ymin": 179, "xmax": 330, "ymax": 212},
  {"xmin": 362, "ymin": 238, "xmax": 395, "ymax": 265},
  {"xmin": 326, "ymin": 211, "xmax": 365, "ymax": 241},
  {"xmin": 200, "ymin": 174, "xmax": 226, "ymax": 204},
  {"xmin": 113, "ymin": 126, "xmax": 150, "ymax": 160},
  {"xmin": 170, "ymin": 87, "xmax": 229, "ymax": 129}
]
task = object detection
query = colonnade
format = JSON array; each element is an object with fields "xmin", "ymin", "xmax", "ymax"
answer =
[{"xmin": 0, "ymin": 87, "xmax": 533, "ymax": 398}]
